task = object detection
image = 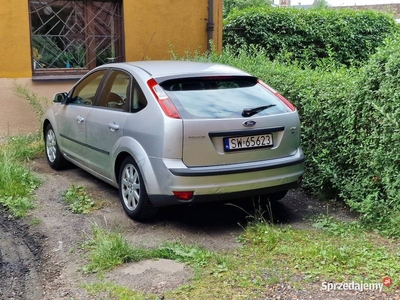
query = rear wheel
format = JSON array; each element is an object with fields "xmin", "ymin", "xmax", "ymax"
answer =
[
  {"xmin": 118, "ymin": 157, "xmax": 158, "ymax": 221},
  {"xmin": 44, "ymin": 123, "xmax": 67, "ymax": 170}
]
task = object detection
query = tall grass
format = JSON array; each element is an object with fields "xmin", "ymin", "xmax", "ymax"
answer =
[
  {"xmin": 0, "ymin": 135, "xmax": 42, "ymax": 217},
  {"xmin": 0, "ymin": 85, "xmax": 50, "ymax": 217},
  {"xmin": 81, "ymin": 224, "xmax": 219, "ymax": 274}
]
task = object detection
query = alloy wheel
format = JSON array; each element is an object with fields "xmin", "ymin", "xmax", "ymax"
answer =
[
  {"xmin": 46, "ymin": 129, "xmax": 57, "ymax": 163},
  {"xmin": 121, "ymin": 163, "xmax": 140, "ymax": 211}
]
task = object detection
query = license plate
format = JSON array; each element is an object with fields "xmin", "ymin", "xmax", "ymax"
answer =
[{"xmin": 223, "ymin": 134, "xmax": 273, "ymax": 151}]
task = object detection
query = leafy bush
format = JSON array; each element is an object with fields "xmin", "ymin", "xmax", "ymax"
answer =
[
  {"xmin": 223, "ymin": 0, "xmax": 272, "ymax": 18},
  {"xmin": 223, "ymin": 7, "xmax": 398, "ymax": 67},
  {"xmin": 280, "ymin": 35, "xmax": 400, "ymax": 236},
  {"xmin": 187, "ymin": 43, "xmax": 400, "ymax": 236},
  {"xmin": 241, "ymin": 41, "xmax": 400, "ymax": 236},
  {"xmin": 188, "ymin": 45, "xmax": 358, "ymax": 197},
  {"xmin": 339, "ymin": 35, "xmax": 400, "ymax": 236}
]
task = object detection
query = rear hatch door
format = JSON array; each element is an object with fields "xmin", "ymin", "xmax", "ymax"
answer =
[{"xmin": 160, "ymin": 76, "xmax": 301, "ymax": 167}]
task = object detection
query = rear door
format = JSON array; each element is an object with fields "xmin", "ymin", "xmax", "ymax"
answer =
[
  {"xmin": 161, "ymin": 77, "xmax": 301, "ymax": 167},
  {"xmin": 85, "ymin": 69, "xmax": 131, "ymax": 177}
]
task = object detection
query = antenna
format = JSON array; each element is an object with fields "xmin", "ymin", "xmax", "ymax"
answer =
[{"xmin": 142, "ymin": 32, "xmax": 156, "ymax": 61}]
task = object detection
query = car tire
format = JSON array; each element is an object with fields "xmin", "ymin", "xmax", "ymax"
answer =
[
  {"xmin": 264, "ymin": 190, "xmax": 288, "ymax": 202},
  {"xmin": 118, "ymin": 157, "xmax": 158, "ymax": 221},
  {"xmin": 44, "ymin": 123, "xmax": 67, "ymax": 170}
]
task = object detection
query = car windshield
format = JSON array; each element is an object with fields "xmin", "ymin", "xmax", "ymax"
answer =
[{"xmin": 160, "ymin": 76, "xmax": 290, "ymax": 119}]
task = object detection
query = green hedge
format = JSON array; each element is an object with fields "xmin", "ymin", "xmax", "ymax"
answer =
[
  {"xmin": 223, "ymin": 7, "xmax": 397, "ymax": 67},
  {"xmin": 189, "ymin": 43, "xmax": 400, "ymax": 236},
  {"xmin": 341, "ymin": 36, "xmax": 400, "ymax": 236},
  {"xmin": 191, "ymin": 46, "xmax": 358, "ymax": 199}
]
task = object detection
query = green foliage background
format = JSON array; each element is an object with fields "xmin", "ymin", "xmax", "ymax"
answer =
[
  {"xmin": 223, "ymin": 0, "xmax": 272, "ymax": 18},
  {"xmin": 188, "ymin": 33, "xmax": 400, "ymax": 236},
  {"xmin": 223, "ymin": 7, "xmax": 398, "ymax": 67},
  {"xmin": 214, "ymin": 4, "xmax": 400, "ymax": 236}
]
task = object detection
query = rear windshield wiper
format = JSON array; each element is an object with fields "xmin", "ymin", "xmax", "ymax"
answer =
[{"xmin": 242, "ymin": 104, "xmax": 276, "ymax": 117}]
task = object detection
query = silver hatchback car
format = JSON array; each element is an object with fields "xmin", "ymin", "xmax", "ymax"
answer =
[{"xmin": 43, "ymin": 61, "xmax": 304, "ymax": 220}]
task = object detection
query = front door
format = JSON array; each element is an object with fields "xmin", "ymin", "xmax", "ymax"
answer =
[
  {"xmin": 56, "ymin": 70, "xmax": 107, "ymax": 166},
  {"xmin": 56, "ymin": 105, "xmax": 91, "ymax": 165}
]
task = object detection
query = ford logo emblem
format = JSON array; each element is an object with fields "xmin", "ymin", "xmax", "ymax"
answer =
[{"xmin": 243, "ymin": 120, "xmax": 256, "ymax": 127}]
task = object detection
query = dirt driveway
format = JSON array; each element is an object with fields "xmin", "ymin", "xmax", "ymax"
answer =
[{"xmin": 0, "ymin": 156, "xmax": 360, "ymax": 300}]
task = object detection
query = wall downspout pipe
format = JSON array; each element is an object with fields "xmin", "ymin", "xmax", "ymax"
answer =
[{"xmin": 207, "ymin": 0, "xmax": 215, "ymax": 51}]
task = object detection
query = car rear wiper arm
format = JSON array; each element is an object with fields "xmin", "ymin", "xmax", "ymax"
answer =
[{"xmin": 242, "ymin": 104, "xmax": 276, "ymax": 117}]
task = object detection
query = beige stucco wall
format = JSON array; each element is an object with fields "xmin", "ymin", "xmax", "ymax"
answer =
[{"xmin": 0, "ymin": 79, "xmax": 75, "ymax": 136}]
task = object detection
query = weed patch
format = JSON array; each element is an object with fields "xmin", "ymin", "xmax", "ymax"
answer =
[
  {"xmin": 63, "ymin": 184, "xmax": 95, "ymax": 214},
  {"xmin": 81, "ymin": 225, "xmax": 221, "ymax": 274},
  {"xmin": 84, "ymin": 282, "xmax": 158, "ymax": 300}
]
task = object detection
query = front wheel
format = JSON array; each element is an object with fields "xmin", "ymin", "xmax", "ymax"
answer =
[
  {"xmin": 44, "ymin": 123, "xmax": 67, "ymax": 170},
  {"xmin": 118, "ymin": 157, "xmax": 158, "ymax": 221}
]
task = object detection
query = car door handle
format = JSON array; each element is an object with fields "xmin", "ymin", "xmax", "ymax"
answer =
[
  {"xmin": 76, "ymin": 115, "xmax": 84, "ymax": 123},
  {"xmin": 108, "ymin": 122, "xmax": 120, "ymax": 132}
]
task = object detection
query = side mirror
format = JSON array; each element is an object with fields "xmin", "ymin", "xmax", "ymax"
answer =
[{"xmin": 53, "ymin": 92, "xmax": 68, "ymax": 103}]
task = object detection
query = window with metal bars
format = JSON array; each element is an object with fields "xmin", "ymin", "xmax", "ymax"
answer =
[{"xmin": 29, "ymin": 0, "xmax": 124, "ymax": 77}]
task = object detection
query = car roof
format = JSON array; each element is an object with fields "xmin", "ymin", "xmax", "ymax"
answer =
[{"xmin": 103, "ymin": 61, "xmax": 252, "ymax": 80}]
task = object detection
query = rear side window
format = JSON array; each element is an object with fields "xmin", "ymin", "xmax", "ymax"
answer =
[
  {"xmin": 98, "ymin": 71, "xmax": 130, "ymax": 110},
  {"xmin": 97, "ymin": 70, "xmax": 147, "ymax": 112},
  {"xmin": 160, "ymin": 76, "xmax": 291, "ymax": 119}
]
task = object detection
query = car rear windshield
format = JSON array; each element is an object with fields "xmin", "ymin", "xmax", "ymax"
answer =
[{"xmin": 160, "ymin": 76, "xmax": 291, "ymax": 119}]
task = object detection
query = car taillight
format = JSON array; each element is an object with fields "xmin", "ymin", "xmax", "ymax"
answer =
[
  {"xmin": 173, "ymin": 191, "xmax": 194, "ymax": 201},
  {"xmin": 258, "ymin": 80, "xmax": 296, "ymax": 111},
  {"xmin": 147, "ymin": 78, "xmax": 181, "ymax": 119}
]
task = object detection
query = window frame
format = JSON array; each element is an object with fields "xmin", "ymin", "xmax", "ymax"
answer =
[{"xmin": 29, "ymin": 0, "xmax": 125, "ymax": 79}]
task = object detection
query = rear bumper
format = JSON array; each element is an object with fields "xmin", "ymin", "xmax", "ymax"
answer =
[
  {"xmin": 150, "ymin": 181, "xmax": 299, "ymax": 207},
  {"xmin": 145, "ymin": 149, "xmax": 305, "ymax": 207},
  {"xmin": 169, "ymin": 152, "xmax": 304, "ymax": 177}
]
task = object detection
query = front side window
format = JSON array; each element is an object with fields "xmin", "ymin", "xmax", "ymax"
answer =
[
  {"xmin": 29, "ymin": 0, "xmax": 123, "ymax": 77},
  {"xmin": 70, "ymin": 70, "xmax": 107, "ymax": 105}
]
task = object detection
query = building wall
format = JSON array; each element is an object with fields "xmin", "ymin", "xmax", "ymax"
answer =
[
  {"xmin": 0, "ymin": 0, "xmax": 222, "ymax": 136},
  {"xmin": 0, "ymin": 79, "xmax": 74, "ymax": 136},
  {"xmin": 0, "ymin": 2, "xmax": 32, "ymax": 78},
  {"xmin": 125, "ymin": 0, "xmax": 222, "ymax": 60},
  {"xmin": 334, "ymin": 4, "xmax": 400, "ymax": 18}
]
